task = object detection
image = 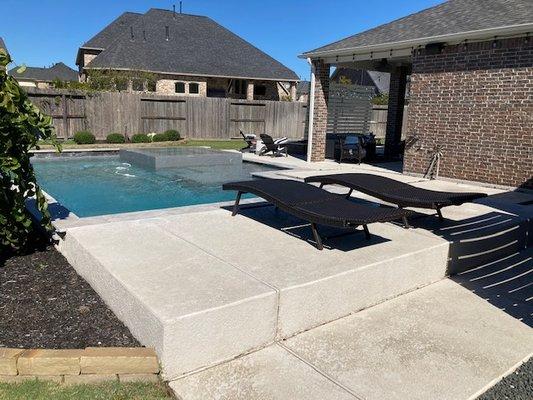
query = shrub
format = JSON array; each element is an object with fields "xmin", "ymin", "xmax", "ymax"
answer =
[
  {"xmin": 152, "ymin": 133, "xmax": 169, "ymax": 142},
  {"xmin": 0, "ymin": 49, "xmax": 61, "ymax": 252},
  {"xmin": 163, "ymin": 130, "xmax": 180, "ymax": 141},
  {"xmin": 73, "ymin": 131, "xmax": 96, "ymax": 144},
  {"xmin": 131, "ymin": 133, "xmax": 150, "ymax": 143},
  {"xmin": 106, "ymin": 133, "xmax": 125, "ymax": 143}
]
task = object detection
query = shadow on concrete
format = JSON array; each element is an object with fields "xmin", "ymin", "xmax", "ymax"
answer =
[{"xmin": 221, "ymin": 202, "xmax": 390, "ymax": 251}]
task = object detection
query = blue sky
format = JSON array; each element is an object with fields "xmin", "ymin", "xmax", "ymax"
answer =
[{"xmin": 2, "ymin": 0, "xmax": 442, "ymax": 79}]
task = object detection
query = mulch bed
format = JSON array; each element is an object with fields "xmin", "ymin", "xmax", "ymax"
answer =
[
  {"xmin": 0, "ymin": 240, "xmax": 139, "ymax": 349},
  {"xmin": 477, "ymin": 358, "xmax": 533, "ymax": 400}
]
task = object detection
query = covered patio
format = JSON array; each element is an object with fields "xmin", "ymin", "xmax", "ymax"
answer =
[{"xmin": 300, "ymin": 0, "xmax": 533, "ymax": 189}]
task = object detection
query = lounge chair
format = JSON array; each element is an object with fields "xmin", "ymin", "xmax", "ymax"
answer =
[
  {"xmin": 304, "ymin": 173, "xmax": 487, "ymax": 220},
  {"xmin": 222, "ymin": 179, "xmax": 410, "ymax": 250},
  {"xmin": 239, "ymin": 130, "xmax": 256, "ymax": 152},
  {"xmin": 259, "ymin": 134, "xmax": 288, "ymax": 157}
]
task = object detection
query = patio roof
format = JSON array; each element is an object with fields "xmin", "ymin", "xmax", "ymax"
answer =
[{"xmin": 300, "ymin": 0, "xmax": 533, "ymax": 64}]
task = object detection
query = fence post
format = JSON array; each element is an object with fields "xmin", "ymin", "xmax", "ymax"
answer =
[{"xmin": 62, "ymin": 94, "xmax": 68, "ymax": 138}]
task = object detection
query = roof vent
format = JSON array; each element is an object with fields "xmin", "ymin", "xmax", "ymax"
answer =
[
  {"xmin": 165, "ymin": 26, "xmax": 169, "ymax": 41},
  {"xmin": 130, "ymin": 26, "xmax": 134, "ymax": 41},
  {"xmin": 143, "ymin": 30, "xmax": 146, "ymax": 42}
]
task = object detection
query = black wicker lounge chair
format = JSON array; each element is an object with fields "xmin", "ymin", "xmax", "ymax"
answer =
[
  {"xmin": 304, "ymin": 173, "xmax": 487, "ymax": 220},
  {"xmin": 239, "ymin": 130, "xmax": 256, "ymax": 152},
  {"xmin": 222, "ymin": 179, "xmax": 410, "ymax": 250}
]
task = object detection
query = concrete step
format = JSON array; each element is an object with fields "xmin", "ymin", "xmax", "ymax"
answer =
[
  {"xmin": 171, "ymin": 279, "xmax": 533, "ymax": 400},
  {"xmin": 59, "ymin": 206, "xmax": 449, "ymax": 379}
]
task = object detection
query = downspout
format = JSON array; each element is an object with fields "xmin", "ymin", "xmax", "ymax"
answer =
[{"xmin": 306, "ymin": 58, "xmax": 316, "ymax": 163}]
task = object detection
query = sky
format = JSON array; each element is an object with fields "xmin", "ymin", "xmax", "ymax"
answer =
[{"xmin": 2, "ymin": 0, "xmax": 443, "ymax": 80}]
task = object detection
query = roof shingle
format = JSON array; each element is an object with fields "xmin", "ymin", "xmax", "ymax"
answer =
[
  {"xmin": 8, "ymin": 62, "xmax": 78, "ymax": 82},
  {"xmin": 83, "ymin": 8, "xmax": 298, "ymax": 81},
  {"xmin": 303, "ymin": 0, "xmax": 533, "ymax": 55}
]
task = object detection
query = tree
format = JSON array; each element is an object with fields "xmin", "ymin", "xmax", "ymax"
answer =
[{"xmin": 0, "ymin": 49, "xmax": 61, "ymax": 252}]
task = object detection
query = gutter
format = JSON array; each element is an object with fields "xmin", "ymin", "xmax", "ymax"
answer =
[{"xmin": 299, "ymin": 23, "xmax": 533, "ymax": 59}]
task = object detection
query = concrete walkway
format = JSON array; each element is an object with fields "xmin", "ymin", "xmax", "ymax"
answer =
[{"xmin": 171, "ymin": 278, "xmax": 532, "ymax": 400}]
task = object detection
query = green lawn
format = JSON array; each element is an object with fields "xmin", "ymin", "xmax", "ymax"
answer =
[
  {"xmin": 36, "ymin": 139, "xmax": 243, "ymax": 151},
  {"xmin": 0, "ymin": 380, "xmax": 173, "ymax": 400}
]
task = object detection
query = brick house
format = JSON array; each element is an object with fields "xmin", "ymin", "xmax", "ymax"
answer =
[
  {"xmin": 301, "ymin": 0, "xmax": 532, "ymax": 189},
  {"xmin": 76, "ymin": 8, "xmax": 299, "ymax": 101},
  {"xmin": 8, "ymin": 62, "xmax": 78, "ymax": 89}
]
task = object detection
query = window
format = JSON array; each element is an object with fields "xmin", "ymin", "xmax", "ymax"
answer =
[
  {"xmin": 175, "ymin": 82, "xmax": 185, "ymax": 93},
  {"xmin": 189, "ymin": 82, "xmax": 199, "ymax": 94},
  {"xmin": 253, "ymin": 85, "xmax": 266, "ymax": 97},
  {"xmin": 146, "ymin": 80, "xmax": 156, "ymax": 92},
  {"xmin": 234, "ymin": 79, "xmax": 247, "ymax": 95}
]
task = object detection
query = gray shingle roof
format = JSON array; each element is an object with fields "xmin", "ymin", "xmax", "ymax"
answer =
[
  {"xmin": 8, "ymin": 62, "xmax": 78, "ymax": 82},
  {"xmin": 296, "ymin": 80, "xmax": 310, "ymax": 95},
  {"xmin": 84, "ymin": 8, "xmax": 298, "ymax": 81},
  {"xmin": 304, "ymin": 0, "xmax": 533, "ymax": 55},
  {"xmin": 82, "ymin": 12, "xmax": 142, "ymax": 49}
]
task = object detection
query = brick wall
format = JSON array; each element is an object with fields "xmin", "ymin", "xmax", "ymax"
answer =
[
  {"xmin": 404, "ymin": 37, "xmax": 533, "ymax": 189},
  {"xmin": 310, "ymin": 60, "xmax": 330, "ymax": 162},
  {"xmin": 385, "ymin": 67, "xmax": 408, "ymax": 159}
]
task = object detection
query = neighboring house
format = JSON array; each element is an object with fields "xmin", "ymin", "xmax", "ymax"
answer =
[
  {"xmin": 301, "ymin": 0, "xmax": 532, "ymax": 189},
  {"xmin": 8, "ymin": 62, "xmax": 78, "ymax": 88},
  {"xmin": 296, "ymin": 81, "xmax": 310, "ymax": 103},
  {"xmin": 76, "ymin": 8, "xmax": 299, "ymax": 100},
  {"xmin": 331, "ymin": 68, "xmax": 390, "ymax": 95}
]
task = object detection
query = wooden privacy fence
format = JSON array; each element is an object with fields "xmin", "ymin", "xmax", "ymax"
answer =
[
  {"xmin": 25, "ymin": 88, "xmax": 308, "ymax": 140},
  {"xmin": 369, "ymin": 105, "xmax": 409, "ymax": 140}
]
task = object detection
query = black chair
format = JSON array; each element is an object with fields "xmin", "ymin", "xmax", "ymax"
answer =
[
  {"xmin": 305, "ymin": 173, "xmax": 488, "ymax": 221},
  {"xmin": 259, "ymin": 134, "xmax": 288, "ymax": 157},
  {"xmin": 240, "ymin": 130, "xmax": 256, "ymax": 152},
  {"xmin": 223, "ymin": 179, "xmax": 410, "ymax": 250},
  {"xmin": 335, "ymin": 134, "xmax": 366, "ymax": 164}
]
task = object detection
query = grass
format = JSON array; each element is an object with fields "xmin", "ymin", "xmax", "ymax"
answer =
[
  {"xmin": 0, "ymin": 380, "xmax": 173, "ymax": 400},
  {"xmin": 35, "ymin": 138, "xmax": 243, "ymax": 151}
]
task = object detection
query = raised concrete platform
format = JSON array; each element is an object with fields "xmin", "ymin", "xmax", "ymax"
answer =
[
  {"xmin": 171, "ymin": 279, "xmax": 533, "ymax": 400},
  {"xmin": 58, "ymin": 205, "xmax": 448, "ymax": 379}
]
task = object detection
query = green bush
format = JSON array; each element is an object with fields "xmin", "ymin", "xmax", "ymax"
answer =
[
  {"xmin": 163, "ymin": 130, "xmax": 180, "ymax": 141},
  {"xmin": 151, "ymin": 133, "xmax": 169, "ymax": 142},
  {"xmin": 106, "ymin": 133, "xmax": 125, "ymax": 143},
  {"xmin": 131, "ymin": 133, "xmax": 150, "ymax": 143},
  {"xmin": 73, "ymin": 131, "xmax": 96, "ymax": 144},
  {"xmin": 0, "ymin": 49, "xmax": 61, "ymax": 252}
]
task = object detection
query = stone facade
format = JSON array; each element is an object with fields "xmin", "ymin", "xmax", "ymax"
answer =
[
  {"xmin": 156, "ymin": 75, "xmax": 207, "ymax": 96},
  {"xmin": 403, "ymin": 37, "xmax": 533, "ymax": 189},
  {"xmin": 310, "ymin": 60, "xmax": 330, "ymax": 162}
]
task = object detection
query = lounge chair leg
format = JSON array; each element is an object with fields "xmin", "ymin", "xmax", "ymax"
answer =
[
  {"xmin": 346, "ymin": 189, "xmax": 353, "ymax": 199},
  {"xmin": 363, "ymin": 225, "xmax": 371, "ymax": 240},
  {"xmin": 319, "ymin": 183, "xmax": 325, "ymax": 189},
  {"xmin": 232, "ymin": 192, "xmax": 242, "ymax": 216},
  {"xmin": 402, "ymin": 216, "xmax": 410, "ymax": 229},
  {"xmin": 310, "ymin": 223, "xmax": 324, "ymax": 250},
  {"xmin": 436, "ymin": 207, "xmax": 444, "ymax": 221}
]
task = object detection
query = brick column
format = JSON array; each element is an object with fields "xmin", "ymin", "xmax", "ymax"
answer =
[
  {"xmin": 384, "ymin": 66, "xmax": 408, "ymax": 160},
  {"xmin": 310, "ymin": 60, "xmax": 330, "ymax": 162},
  {"xmin": 246, "ymin": 81, "xmax": 254, "ymax": 100}
]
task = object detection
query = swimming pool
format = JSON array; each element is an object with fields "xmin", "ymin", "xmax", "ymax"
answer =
[{"xmin": 32, "ymin": 151, "xmax": 279, "ymax": 217}]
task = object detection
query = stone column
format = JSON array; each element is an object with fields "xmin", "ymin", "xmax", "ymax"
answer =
[
  {"xmin": 384, "ymin": 66, "xmax": 408, "ymax": 160},
  {"xmin": 290, "ymin": 82, "xmax": 297, "ymax": 101},
  {"xmin": 309, "ymin": 60, "xmax": 330, "ymax": 162},
  {"xmin": 246, "ymin": 81, "xmax": 254, "ymax": 100}
]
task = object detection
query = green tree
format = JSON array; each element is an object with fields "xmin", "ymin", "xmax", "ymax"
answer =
[{"xmin": 0, "ymin": 49, "xmax": 61, "ymax": 252}]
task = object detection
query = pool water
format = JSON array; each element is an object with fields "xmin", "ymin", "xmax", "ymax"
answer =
[{"xmin": 32, "ymin": 154, "xmax": 279, "ymax": 217}]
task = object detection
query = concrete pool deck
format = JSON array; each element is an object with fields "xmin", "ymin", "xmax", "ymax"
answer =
[{"xmin": 52, "ymin": 160, "xmax": 532, "ymax": 399}]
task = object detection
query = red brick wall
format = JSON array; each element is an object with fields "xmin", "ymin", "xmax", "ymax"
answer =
[
  {"xmin": 403, "ymin": 37, "xmax": 533, "ymax": 189},
  {"xmin": 310, "ymin": 60, "xmax": 330, "ymax": 162}
]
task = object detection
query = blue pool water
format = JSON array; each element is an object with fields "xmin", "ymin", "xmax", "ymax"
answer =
[{"xmin": 32, "ymin": 154, "xmax": 279, "ymax": 217}]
